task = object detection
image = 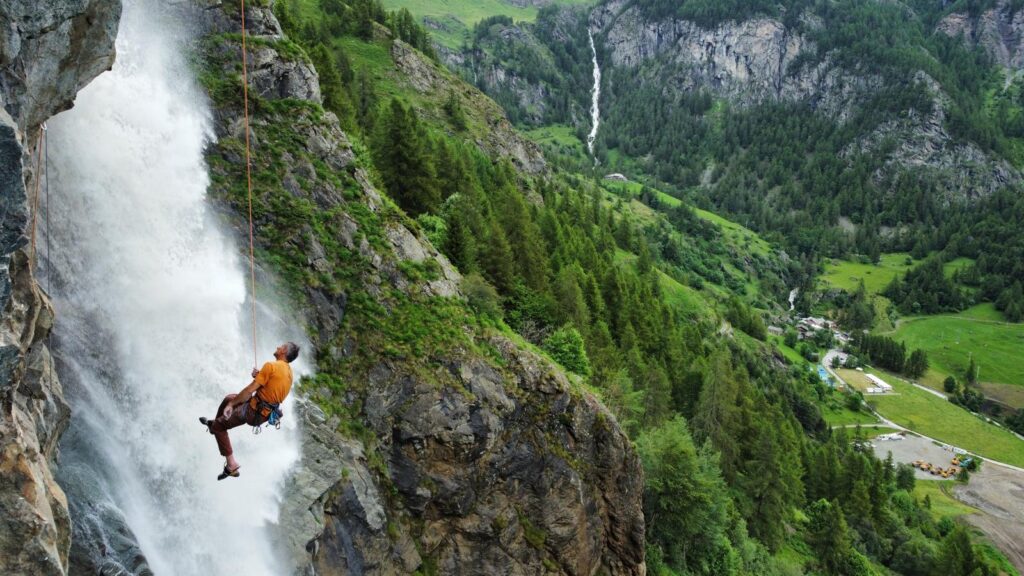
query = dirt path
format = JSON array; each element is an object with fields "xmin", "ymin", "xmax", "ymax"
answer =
[{"xmin": 953, "ymin": 465, "xmax": 1024, "ymax": 573}]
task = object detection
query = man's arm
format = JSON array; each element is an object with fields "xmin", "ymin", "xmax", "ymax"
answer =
[{"xmin": 229, "ymin": 379, "xmax": 261, "ymax": 408}]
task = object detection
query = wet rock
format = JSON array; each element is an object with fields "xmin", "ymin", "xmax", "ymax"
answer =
[
  {"xmin": 0, "ymin": 1, "xmax": 120, "ymax": 574},
  {"xmin": 249, "ymin": 45, "xmax": 322, "ymax": 103}
]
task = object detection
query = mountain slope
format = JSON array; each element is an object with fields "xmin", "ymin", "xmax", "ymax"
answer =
[{"xmin": 197, "ymin": 3, "xmax": 645, "ymax": 574}]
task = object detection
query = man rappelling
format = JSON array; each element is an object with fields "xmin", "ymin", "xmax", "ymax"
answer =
[{"xmin": 200, "ymin": 342, "xmax": 300, "ymax": 480}]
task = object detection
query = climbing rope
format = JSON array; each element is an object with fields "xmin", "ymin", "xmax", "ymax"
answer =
[
  {"xmin": 44, "ymin": 123, "xmax": 49, "ymax": 294},
  {"xmin": 239, "ymin": 0, "xmax": 259, "ymax": 369},
  {"xmin": 29, "ymin": 125, "xmax": 45, "ymax": 265}
]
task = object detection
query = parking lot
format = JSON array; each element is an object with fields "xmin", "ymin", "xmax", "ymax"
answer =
[{"xmin": 867, "ymin": 433, "xmax": 963, "ymax": 480}]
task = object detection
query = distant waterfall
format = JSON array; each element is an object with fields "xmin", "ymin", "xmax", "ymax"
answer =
[
  {"xmin": 44, "ymin": 0, "xmax": 307, "ymax": 573},
  {"xmin": 587, "ymin": 29, "xmax": 601, "ymax": 161}
]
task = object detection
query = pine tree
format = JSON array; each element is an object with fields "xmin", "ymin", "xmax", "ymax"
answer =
[
  {"xmin": 373, "ymin": 99, "xmax": 440, "ymax": 215},
  {"xmin": 965, "ymin": 354, "xmax": 978, "ymax": 386}
]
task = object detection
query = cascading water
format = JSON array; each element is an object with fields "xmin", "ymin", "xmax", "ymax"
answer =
[
  {"xmin": 43, "ymin": 1, "xmax": 306, "ymax": 573},
  {"xmin": 587, "ymin": 30, "xmax": 602, "ymax": 161}
]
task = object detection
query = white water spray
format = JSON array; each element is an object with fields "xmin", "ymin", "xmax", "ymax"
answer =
[
  {"xmin": 587, "ymin": 30, "xmax": 602, "ymax": 161},
  {"xmin": 45, "ymin": 1, "xmax": 306, "ymax": 573}
]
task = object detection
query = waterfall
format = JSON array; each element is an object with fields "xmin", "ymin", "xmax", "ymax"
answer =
[
  {"xmin": 44, "ymin": 1, "xmax": 307, "ymax": 573},
  {"xmin": 587, "ymin": 29, "xmax": 601, "ymax": 160}
]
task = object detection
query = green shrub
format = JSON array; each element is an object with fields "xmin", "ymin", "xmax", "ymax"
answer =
[
  {"xmin": 542, "ymin": 325, "xmax": 590, "ymax": 376},
  {"xmin": 463, "ymin": 273, "xmax": 503, "ymax": 321}
]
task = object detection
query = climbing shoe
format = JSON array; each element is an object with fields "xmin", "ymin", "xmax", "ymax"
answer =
[{"xmin": 217, "ymin": 466, "xmax": 240, "ymax": 481}]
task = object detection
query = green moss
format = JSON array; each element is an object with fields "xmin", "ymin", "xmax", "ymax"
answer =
[{"xmin": 517, "ymin": 512, "xmax": 547, "ymax": 550}]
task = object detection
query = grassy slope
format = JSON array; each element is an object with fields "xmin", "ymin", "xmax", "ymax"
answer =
[
  {"xmin": 820, "ymin": 253, "xmax": 916, "ymax": 294},
  {"xmin": 524, "ymin": 124, "xmax": 586, "ymax": 158},
  {"xmin": 378, "ymin": 0, "xmax": 595, "ymax": 48},
  {"xmin": 885, "ymin": 307, "xmax": 1024, "ymax": 395},
  {"xmin": 601, "ymin": 179, "xmax": 777, "ymax": 300}
]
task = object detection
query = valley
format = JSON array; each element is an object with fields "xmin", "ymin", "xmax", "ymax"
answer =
[{"xmin": 3, "ymin": 0, "xmax": 1023, "ymax": 574}]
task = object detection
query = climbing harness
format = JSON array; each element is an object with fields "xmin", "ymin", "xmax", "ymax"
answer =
[
  {"xmin": 239, "ymin": 0, "xmax": 259, "ymax": 370},
  {"xmin": 251, "ymin": 396, "xmax": 283, "ymax": 435}
]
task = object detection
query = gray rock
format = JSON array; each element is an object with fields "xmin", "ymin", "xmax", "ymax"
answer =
[
  {"xmin": 938, "ymin": 0, "xmax": 1024, "ymax": 70},
  {"xmin": 0, "ymin": 1, "xmax": 119, "ymax": 574},
  {"xmin": 249, "ymin": 45, "xmax": 322, "ymax": 103},
  {"xmin": 591, "ymin": 0, "xmax": 1021, "ymax": 200}
]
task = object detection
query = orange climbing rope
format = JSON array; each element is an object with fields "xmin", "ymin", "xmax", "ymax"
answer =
[
  {"xmin": 29, "ymin": 126, "xmax": 45, "ymax": 265},
  {"xmin": 239, "ymin": 0, "xmax": 259, "ymax": 369}
]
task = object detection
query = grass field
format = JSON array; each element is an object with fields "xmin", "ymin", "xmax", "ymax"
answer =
[
  {"xmin": 379, "ymin": 0, "xmax": 595, "ymax": 47},
  {"xmin": 857, "ymin": 369, "xmax": 1024, "ymax": 468},
  {"xmin": 886, "ymin": 306, "xmax": 1024, "ymax": 393},
  {"xmin": 823, "ymin": 405, "xmax": 880, "ymax": 426},
  {"xmin": 820, "ymin": 253, "xmax": 974, "ymax": 296},
  {"xmin": 523, "ymin": 124, "xmax": 586, "ymax": 158},
  {"xmin": 913, "ymin": 480, "xmax": 977, "ymax": 518},
  {"xmin": 835, "ymin": 368, "xmax": 876, "ymax": 392},
  {"xmin": 769, "ymin": 336, "xmax": 807, "ymax": 365},
  {"xmin": 820, "ymin": 253, "xmax": 916, "ymax": 294}
]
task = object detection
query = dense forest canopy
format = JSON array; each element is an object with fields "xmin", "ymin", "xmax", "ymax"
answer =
[{"xmin": 588, "ymin": 0, "xmax": 1024, "ymax": 320}]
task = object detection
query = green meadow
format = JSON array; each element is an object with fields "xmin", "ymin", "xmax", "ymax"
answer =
[
  {"xmin": 378, "ymin": 0, "xmax": 597, "ymax": 47},
  {"xmin": 820, "ymin": 253, "xmax": 916, "ymax": 295},
  {"xmin": 884, "ymin": 303, "xmax": 1024, "ymax": 391}
]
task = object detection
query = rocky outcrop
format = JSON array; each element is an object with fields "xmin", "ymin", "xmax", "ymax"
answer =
[
  {"xmin": 0, "ymin": 1, "xmax": 120, "ymax": 574},
  {"xmin": 199, "ymin": 6, "xmax": 644, "ymax": 576},
  {"xmin": 389, "ymin": 40, "xmax": 547, "ymax": 174},
  {"xmin": 591, "ymin": 0, "xmax": 879, "ymax": 120},
  {"xmin": 844, "ymin": 72, "xmax": 1021, "ymax": 199},
  {"xmin": 938, "ymin": 0, "xmax": 1024, "ymax": 70},
  {"xmin": 282, "ymin": 337, "xmax": 646, "ymax": 576},
  {"xmin": 442, "ymin": 8, "xmax": 591, "ymax": 133},
  {"xmin": 589, "ymin": 0, "xmax": 1022, "ymax": 199}
]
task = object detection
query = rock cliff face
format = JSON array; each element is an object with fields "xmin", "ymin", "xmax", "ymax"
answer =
[
  {"xmin": 199, "ymin": 4, "xmax": 644, "ymax": 575},
  {"xmin": 0, "ymin": 1, "xmax": 119, "ymax": 574},
  {"xmin": 844, "ymin": 72, "xmax": 1020, "ymax": 199},
  {"xmin": 590, "ymin": 0, "xmax": 874, "ymax": 119},
  {"xmin": 938, "ymin": 0, "xmax": 1024, "ymax": 70},
  {"xmin": 445, "ymin": 8, "xmax": 591, "ymax": 131},
  {"xmin": 588, "ymin": 0, "xmax": 1020, "ymax": 198}
]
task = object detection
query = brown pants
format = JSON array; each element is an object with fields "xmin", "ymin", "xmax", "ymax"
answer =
[{"xmin": 209, "ymin": 394, "xmax": 266, "ymax": 456}]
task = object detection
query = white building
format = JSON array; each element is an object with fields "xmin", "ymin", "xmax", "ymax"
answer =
[{"xmin": 865, "ymin": 374, "xmax": 893, "ymax": 393}]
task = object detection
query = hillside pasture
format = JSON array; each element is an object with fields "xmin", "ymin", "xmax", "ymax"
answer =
[{"xmin": 888, "ymin": 308, "xmax": 1024, "ymax": 392}]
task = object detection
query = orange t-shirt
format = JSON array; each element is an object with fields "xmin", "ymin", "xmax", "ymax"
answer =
[{"xmin": 251, "ymin": 360, "xmax": 293, "ymax": 412}]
